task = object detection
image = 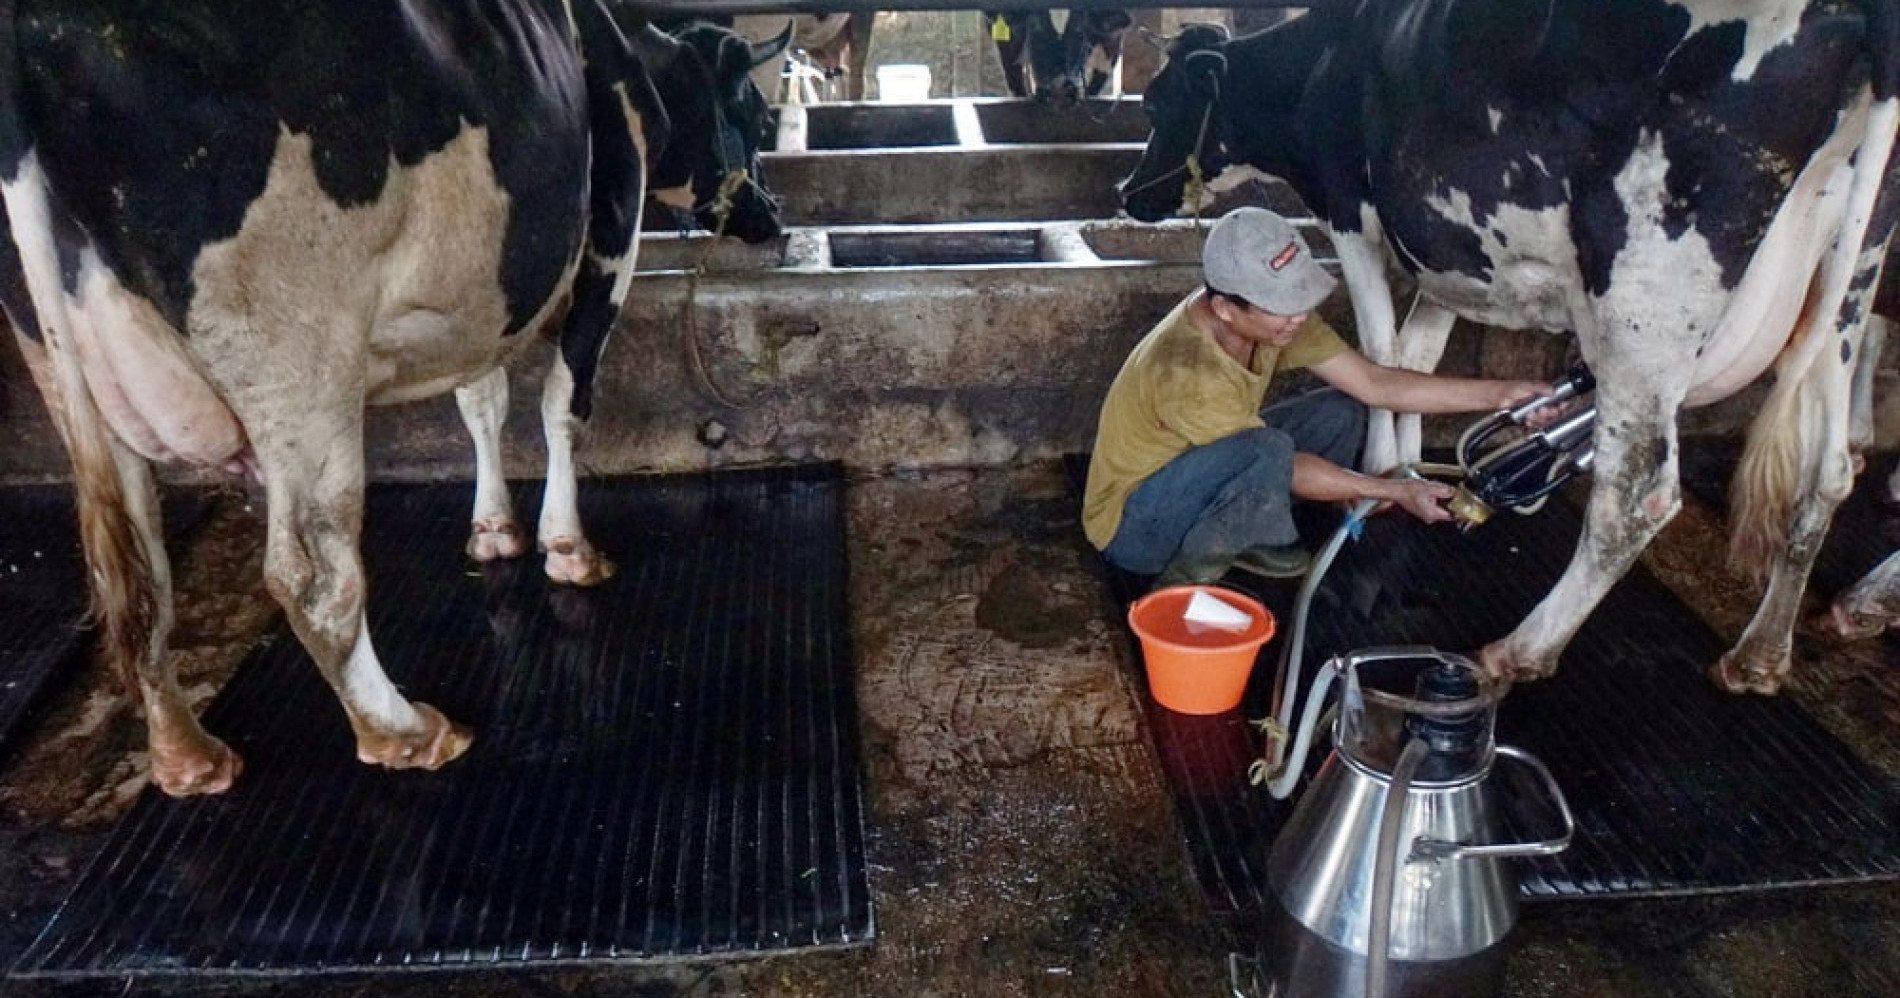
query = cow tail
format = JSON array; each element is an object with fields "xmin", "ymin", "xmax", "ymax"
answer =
[
  {"xmin": 1728, "ymin": 338, "xmax": 1812, "ymax": 580},
  {"xmin": 0, "ymin": 3, "xmax": 156, "ymax": 694},
  {"xmin": 52, "ymin": 338, "xmax": 158, "ymax": 696},
  {"xmin": 1731, "ymin": 3, "xmax": 1900, "ymax": 579}
]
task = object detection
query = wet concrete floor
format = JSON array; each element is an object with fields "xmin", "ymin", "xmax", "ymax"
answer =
[{"xmin": 1, "ymin": 460, "xmax": 1897, "ymax": 997}]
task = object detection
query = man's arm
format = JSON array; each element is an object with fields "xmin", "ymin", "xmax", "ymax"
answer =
[
  {"xmin": 1291, "ymin": 452, "xmax": 1456, "ymax": 523},
  {"xmin": 1309, "ymin": 348, "xmax": 1550, "ymax": 415}
]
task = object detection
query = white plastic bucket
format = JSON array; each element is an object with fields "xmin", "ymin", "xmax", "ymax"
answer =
[{"xmin": 876, "ymin": 64, "xmax": 932, "ymax": 102}]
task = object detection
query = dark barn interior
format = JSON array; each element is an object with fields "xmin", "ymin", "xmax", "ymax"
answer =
[{"xmin": 2, "ymin": 4, "xmax": 1899, "ymax": 998}]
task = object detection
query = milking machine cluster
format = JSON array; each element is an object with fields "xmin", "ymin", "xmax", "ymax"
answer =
[
  {"xmin": 1448, "ymin": 363, "xmax": 1599, "ymax": 530},
  {"xmin": 1232, "ymin": 366, "xmax": 1597, "ymax": 998}
]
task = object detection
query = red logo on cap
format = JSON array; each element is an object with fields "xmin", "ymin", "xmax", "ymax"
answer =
[{"xmin": 1269, "ymin": 241, "xmax": 1300, "ymax": 272}]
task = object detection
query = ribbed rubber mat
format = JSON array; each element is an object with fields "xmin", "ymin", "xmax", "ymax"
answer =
[
  {"xmin": 0, "ymin": 486, "xmax": 210, "ymax": 756},
  {"xmin": 1065, "ymin": 456, "xmax": 1900, "ymax": 916},
  {"xmin": 10, "ymin": 467, "xmax": 871, "ymax": 977}
]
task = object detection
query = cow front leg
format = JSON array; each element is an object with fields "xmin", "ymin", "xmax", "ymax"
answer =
[
  {"xmin": 1330, "ymin": 218, "xmax": 1403, "ymax": 472},
  {"xmin": 454, "ymin": 367, "xmax": 528, "ymax": 561},
  {"xmin": 258, "ymin": 427, "xmax": 471, "ymax": 771},
  {"xmin": 1392, "ymin": 297, "xmax": 1459, "ymax": 466},
  {"xmin": 538, "ymin": 352, "xmax": 614, "ymax": 585},
  {"xmin": 1480, "ymin": 391, "xmax": 1682, "ymax": 680}
]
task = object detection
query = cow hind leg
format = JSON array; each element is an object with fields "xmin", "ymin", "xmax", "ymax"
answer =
[
  {"xmin": 1717, "ymin": 319, "xmax": 1864, "ymax": 694},
  {"xmin": 538, "ymin": 352, "xmax": 615, "ymax": 585},
  {"xmin": 1848, "ymin": 313, "xmax": 1886, "ymax": 473},
  {"xmin": 454, "ymin": 367, "xmax": 529, "ymax": 561},
  {"xmin": 254, "ymin": 416, "xmax": 471, "ymax": 770},
  {"xmin": 112, "ymin": 444, "xmax": 246, "ymax": 794},
  {"xmin": 26, "ymin": 325, "xmax": 241, "ymax": 795}
]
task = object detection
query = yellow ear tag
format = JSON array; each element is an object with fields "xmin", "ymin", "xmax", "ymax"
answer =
[{"xmin": 991, "ymin": 19, "xmax": 1011, "ymax": 42}]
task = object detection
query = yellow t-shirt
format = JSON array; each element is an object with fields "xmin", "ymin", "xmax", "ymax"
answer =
[{"xmin": 1082, "ymin": 293, "xmax": 1349, "ymax": 550}]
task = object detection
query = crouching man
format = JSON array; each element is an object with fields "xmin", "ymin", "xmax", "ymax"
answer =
[{"xmin": 1083, "ymin": 208, "xmax": 1552, "ymax": 588}]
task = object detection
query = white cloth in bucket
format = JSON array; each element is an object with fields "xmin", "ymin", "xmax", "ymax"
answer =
[{"xmin": 1183, "ymin": 589, "xmax": 1252, "ymax": 634}]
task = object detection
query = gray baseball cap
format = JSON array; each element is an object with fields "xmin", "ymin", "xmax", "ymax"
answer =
[{"xmin": 1202, "ymin": 207, "xmax": 1337, "ymax": 315}]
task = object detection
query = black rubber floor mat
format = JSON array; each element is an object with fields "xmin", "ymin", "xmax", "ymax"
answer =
[
  {"xmin": 0, "ymin": 486, "xmax": 211, "ymax": 756},
  {"xmin": 1064, "ymin": 456, "xmax": 1900, "ymax": 917},
  {"xmin": 9, "ymin": 467, "xmax": 871, "ymax": 978}
]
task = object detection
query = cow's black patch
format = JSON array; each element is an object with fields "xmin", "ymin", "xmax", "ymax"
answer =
[
  {"xmin": 0, "ymin": 194, "xmax": 38, "ymax": 341},
  {"xmin": 1125, "ymin": 0, "xmax": 1891, "ymax": 302},
  {"xmin": 6, "ymin": 0, "xmax": 589, "ymax": 334}
]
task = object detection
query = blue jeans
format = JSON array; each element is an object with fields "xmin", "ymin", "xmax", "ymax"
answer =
[{"xmin": 1101, "ymin": 388, "xmax": 1367, "ymax": 575}]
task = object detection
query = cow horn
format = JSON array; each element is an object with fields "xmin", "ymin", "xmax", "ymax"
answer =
[{"xmin": 750, "ymin": 20, "xmax": 795, "ymax": 70}]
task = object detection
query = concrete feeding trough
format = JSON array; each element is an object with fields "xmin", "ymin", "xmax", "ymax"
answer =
[
  {"xmin": 972, "ymin": 98, "xmax": 1151, "ymax": 145},
  {"xmin": 799, "ymin": 103, "xmax": 960, "ymax": 150},
  {"xmin": 828, "ymin": 228, "xmax": 1044, "ymax": 268}
]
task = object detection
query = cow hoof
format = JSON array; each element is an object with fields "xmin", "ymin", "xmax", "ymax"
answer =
[
  {"xmin": 151, "ymin": 737, "xmax": 245, "ymax": 797},
  {"xmin": 1709, "ymin": 653, "xmax": 1787, "ymax": 695},
  {"xmin": 1477, "ymin": 641, "xmax": 1553, "ymax": 684},
  {"xmin": 1826, "ymin": 602, "xmax": 1886, "ymax": 641},
  {"xmin": 467, "ymin": 519, "xmax": 529, "ymax": 562},
  {"xmin": 543, "ymin": 537, "xmax": 616, "ymax": 586},
  {"xmin": 356, "ymin": 703, "xmax": 474, "ymax": 770}
]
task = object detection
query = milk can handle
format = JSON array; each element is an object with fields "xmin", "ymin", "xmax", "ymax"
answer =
[{"xmin": 1411, "ymin": 744, "xmax": 1576, "ymax": 861}]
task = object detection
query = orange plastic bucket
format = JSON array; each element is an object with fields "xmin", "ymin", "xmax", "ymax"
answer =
[{"xmin": 1128, "ymin": 585, "xmax": 1276, "ymax": 714}]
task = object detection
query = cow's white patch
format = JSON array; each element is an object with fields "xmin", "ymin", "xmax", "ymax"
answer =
[
  {"xmin": 1594, "ymin": 130, "xmax": 1730, "ymax": 378},
  {"xmin": 1488, "ymin": 106, "xmax": 1503, "ymax": 134},
  {"xmin": 1417, "ymin": 186, "xmax": 1577, "ymax": 330},
  {"xmin": 186, "ymin": 126, "xmax": 555, "ymax": 412},
  {"xmin": 537, "ymin": 355, "xmax": 583, "ymax": 545},
  {"xmin": 1668, "ymin": 0, "xmax": 1804, "ymax": 82},
  {"xmin": 1206, "ymin": 162, "xmax": 1273, "ymax": 195},
  {"xmin": 338, "ymin": 617, "xmax": 419, "ymax": 730}
]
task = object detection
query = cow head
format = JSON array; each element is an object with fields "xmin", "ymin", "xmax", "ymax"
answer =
[
  {"xmin": 1046, "ymin": 10, "xmax": 1133, "ymax": 106},
  {"xmin": 638, "ymin": 21, "xmax": 791, "ymax": 243},
  {"xmin": 1120, "ymin": 23, "xmax": 1231, "ymax": 222}
]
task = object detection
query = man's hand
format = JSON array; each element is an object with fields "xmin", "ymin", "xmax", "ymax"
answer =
[
  {"xmin": 1385, "ymin": 477, "xmax": 1457, "ymax": 524},
  {"xmin": 1493, "ymin": 380, "xmax": 1577, "ymax": 429}
]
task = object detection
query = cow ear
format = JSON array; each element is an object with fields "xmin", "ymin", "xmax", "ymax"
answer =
[
  {"xmin": 750, "ymin": 20, "xmax": 795, "ymax": 70},
  {"xmin": 1182, "ymin": 49, "xmax": 1227, "ymax": 101}
]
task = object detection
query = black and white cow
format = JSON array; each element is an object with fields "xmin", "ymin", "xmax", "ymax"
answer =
[
  {"xmin": 982, "ymin": 10, "xmax": 1133, "ymax": 104},
  {"xmin": 0, "ymin": 1, "xmax": 786, "ymax": 795},
  {"xmin": 1121, "ymin": 2, "xmax": 1899, "ymax": 693}
]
